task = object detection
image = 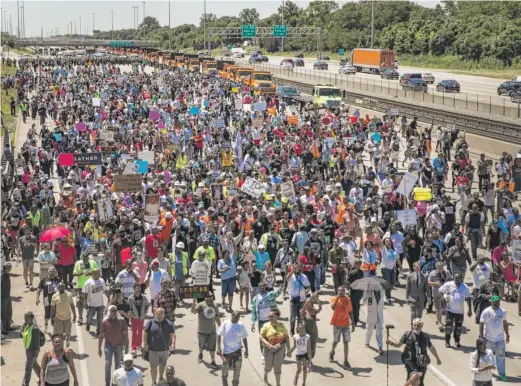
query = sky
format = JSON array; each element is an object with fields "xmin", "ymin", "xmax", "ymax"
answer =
[{"xmin": 0, "ymin": 0, "xmax": 440, "ymax": 39}]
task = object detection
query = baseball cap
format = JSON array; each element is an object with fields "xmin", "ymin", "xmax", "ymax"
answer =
[
  {"xmin": 491, "ymin": 295, "xmax": 501, "ymax": 302},
  {"xmin": 123, "ymin": 354, "xmax": 133, "ymax": 362}
]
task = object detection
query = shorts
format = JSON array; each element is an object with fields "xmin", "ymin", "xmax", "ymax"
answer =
[
  {"xmin": 221, "ymin": 278, "xmax": 236, "ymax": 297},
  {"xmin": 22, "ymin": 259, "xmax": 34, "ymax": 269},
  {"xmin": 333, "ymin": 326, "xmax": 351, "ymax": 344},
  {"xmin": 76, "ymin": 292, "xmax": 86, "ymax": 310},
  {"xmin": 433, "ymin": 296, "xmax": 446, "ymax": 311},
  {"xmin": 296, "ymin": 353, "xmax": 309, "ymax": 361},
  {"xmin": 149, "ymin": 350, "xmax": 169, "ymax": 367},
  {"xmin": 198, "ymin": 332, "xmax": 217, "ymax": 352},
  {"xmin": 54, "ymin": 318, "xmax": 72, "ymax": 336}
]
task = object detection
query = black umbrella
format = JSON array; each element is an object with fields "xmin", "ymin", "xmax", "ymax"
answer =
[{"xmin": 349, "ymin": 277, "xmax": 392, "ymax": 292}]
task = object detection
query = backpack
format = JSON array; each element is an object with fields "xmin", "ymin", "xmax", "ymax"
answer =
[
  {"xmin": 392, "ymin": 142, "xmax": 400, "ymax": 152},
  {"xmin": 38, "ymin": 328, "xmax": 46, "ymax": 348}
]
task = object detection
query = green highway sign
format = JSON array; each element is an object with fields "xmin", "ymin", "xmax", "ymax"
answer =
[
  {"xmin": 227, "ymin": 45, "xmax": 233, "ymax": 50},
  {"xmin": 242, "ymin": 25, "xmax": 257, "ymax": 38},
  {"xmin": 110, "ymin": 41, "xmax": 115, "ymax": 47},
  {"xmin": 338, "ymin": 48, "xmax": 345, "ymax": 56},
  {"xmin": 117, "ymin": 41, "xmax": 123, "ymax": 47},
  {"xmin": 273, "ymin": 25, "xmax": 287, "ymax": 37},
  {"xmin": 110, "ymin": 41, "xmax": 132, "ymax": 48}
]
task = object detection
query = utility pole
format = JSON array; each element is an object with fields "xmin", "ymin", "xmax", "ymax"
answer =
[
  {"xmin": 142, "ymin": 1, "xmax": 146, "ymax": 37},
  {"xmin": 203, "ymin": 0, "xmax": 206, "ymax": 52},
  {"xmin": 10, "ymin": 14, "xmax": 13, "ymax": 36},
  {"xmin": 21, "ymin": 0, "xmax": 25, "ymax": 38},
  {"xmin": 70, "ymin": 21, "xmax": 72, "ymax": 37},
  {"xmin": 132, "ymin": 6, "xmax": 138, "ymax": 38},
  {"xmin": 281, "ymin": 0, "xmax": 285, "ymax": 52},
  {"xmin": 79, "ymin": 15, "xmax": 82, "ymax": 37},
  {"xmin": 111, "ymin": 10, "xmax": 114, "ymax": 40},
  {"xmin": 92, "ymin": 13, "xmax": 95, "ymax": 34},
  {"xmin": 168, "ymin": 0, "xmax": 172, "ymax": 50},
  {"xmin": 40, "ymin": 25, "xmax": 43, "ymax": 40},
  {"xmin": 371, "ymin": 0, "xmax": 375, "ymax": 48},
  {"xmin": 17, "ymin": 0, "xmax": 19, "ymax": 38},
  {"xmin": 74, "ymin": 21, "xmax": 77, "ymax": 35},
  {"xmin": 1, "ymin": 8, "xmax": 4, "ymax": 34}
]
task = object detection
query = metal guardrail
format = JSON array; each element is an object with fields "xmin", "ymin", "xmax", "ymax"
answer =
[
  {"xmin": 274, "ymin": 76, "xmax": 521, "ymax": 144},
  {"xmin": 15, "ymin": 38, "xmax": 158, "ymax": 48},
  {"xmin": 234, "ymin": 59, "xmax": 521, "ymax": 121}
]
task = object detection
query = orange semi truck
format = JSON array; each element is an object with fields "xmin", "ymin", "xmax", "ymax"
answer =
[{"xmin": 351, "ymin": 48, "xmax": 395, "ymax": 75}]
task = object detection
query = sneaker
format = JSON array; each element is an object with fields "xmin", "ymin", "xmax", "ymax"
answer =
[
  {"xmin": 25, "ymin": 283, "xmax": 29, "ymax": 289},
  {"xmin": 455, "ymin": 342, "xmax": 461, "ymax": 349},
  {"xmin": 329, "ymin": 351, "xmax": 334, "ymax": 363},
  {"xmin": 77, "ymin": 319, "xmax": 83, "ymax": 326},
  {"xmin": 499, "ymin": 375, "xmax": 508, "ymax": 382},
  {"xmin": 210, "ymin": 361, "xmax": 218, "ymax": 369},
  {"xmin": 343, "ymin": 360, "xmax": 352, "ymax": 371},
  {"xmin": 29, "ymin": 285, "xmax": 34, "ymax": 291},
  {"xmin": 198, "ymin": 353, "xmax": 203, "ymax": 363},
  {"xmin": 86, "ymin": 323, "xmax": 91, "ymax": 332}
]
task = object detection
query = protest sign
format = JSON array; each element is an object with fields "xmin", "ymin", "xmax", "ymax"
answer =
[
  {"xmin": 114, "ymin": 174, "xmax": 142, "ymax": 192},
  {"xmin": 390, "ymin": 108, "xmax": 399, "ymax": 116},
  {"xmin": 322, "ymin": 117, "xmax": 331, "ymax": 126},
  {"xmin": 75, "ymin": 122, "xmax": 86, "ymax": 131},
  {"xmin": 92, "ymin": 97, "xmax": 101, "ymax": 107},
  {"xmin": 253, "ymin": 102, "xmax": 267, "ymax": 111},
  {"xmin": 252, "ymin": 117, "xmax": 263, "ymax": 128},
  {"xmin": 189, "ymin": 106, "xmax": 200, "ymax": 115},
  {"xmin": 97, "ymin": 196, "xmax": 114, "ymax": 222},
  {"xmin": 214, "ymin": 118, "xmax": 225, "ymax": 128},
  {"xmin": 123, "ymin": 162, "xmax": 138, "ymax": 175},
  {"xmin": 158, "ymin": 121, "xmax": 165, "ymax": 129},
  {"xmin": 149, "ymin": 109, "xmax": 160, "ymax": 121},
  {"xmin": 281, "ymin": 181, "xmax": 296, "ymax": 197},
  {"xmin": 98, "ymin": 130, "xmax": 114, "ymax": 142},
  {"xmin": 179, "ymin": 285, "xmax": 210, "ymax": 300},
  {"xmin": 53, "ymin": 133, "xmax": 62, "ymax": 142},
  {"xmin": 144, "ymin": 194, "xmax": 160, "ymax": 223},
  {"xmin": 512, "ymin": 240, "xmax": 521, "ymax": 264},
  {"xmin": 396, "ymin": 209, "xmax": 418, "ymax": 227},
  {"xmin": 241, "ymin": 177, "xmax": 264, "ymax": 198},
  {"xmin": 74, "ymin": 152, "xmax": 102, "ymax": 166},
  {"xmin": 192, "ymin": 262, "xmax": 212, "ymax": 285},
  {"xmin": 220, "ymin": 141, "xmax": 231, "ymax": 149},
  {"xmin": 243, "ymin": 104, "xmax": 251, "ymax": 112},
  {"xmin": 138, "ymin": 150, "xmax": 155, "ymax": 165},
  {"xmin": 135, "ymin": 160, "xmax": 149, "ymax": 174},
  {"xmin": 235, "ymin": 98, "xmax": 243, "ymax": 110},
  {"xmin": 395, "ymin": 172, "xmax": 418, "ymax": 197},
  {"xmin": 58, "ymin": 153, "xmax": 74, "ymax": 167}
]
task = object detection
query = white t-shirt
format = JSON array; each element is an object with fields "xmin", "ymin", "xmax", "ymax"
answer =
[
  {"xmin": 190, "ymin": 259, "xmax": 212, "ymax": 285},
  {"xmin": 439, "ymin": 282, "xmax": 471, "ymax": 314},
  {"xmin": 110, "ymin": 367, "xmax": 144, "ymax": 386},
  {"xmin": 287, "ymin": 273, "xmax": 310, "ymax": 301},
  {"xmin": 340, "ymin": 241, "xmax": 357, "ymax": 266},
  {"xmin": 217, "ymin": 320, "xmax": 248, "ymax": 355},
  {"xmin": 480, "ymin": 306, "xmax": 507, "ymax": 343},
  {"xmin": 82, "ymin": 278, "xmax": 106, "ymax": 308},
  {"xmin": 472, "ymin": 263, "xmax": 491, "ymax": 289},
  {"xmin": 146, "ymin": 269, "xmax": 169, "ymax": 300},
  {"xmin": 292, "ymin": 333, "xmax": 310, "ymax": 355}
]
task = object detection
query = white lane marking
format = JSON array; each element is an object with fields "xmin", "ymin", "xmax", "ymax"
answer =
[{"xmin": 74, "ymin": 322, "xmax": 90, "ymax": 386}]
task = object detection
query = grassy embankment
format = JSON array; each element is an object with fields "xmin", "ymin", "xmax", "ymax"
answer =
[{"xmin": 1, "ymin": 65, "xmax": 18, "ymax": 142}]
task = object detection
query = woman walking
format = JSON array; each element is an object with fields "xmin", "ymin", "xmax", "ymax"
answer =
[
  {"xmin": 289, "ymin": 322, "xmax": 312, "ymax": 386},
  {"xmin": 299, "ymin": 294, "xmax": 321, "ymax": 364},
  {"xmin": 40, "ymin": 333, "xmax": 79, "ymax": 386},
  {"xmin": 260, "ymin": 308, "xmax": 291, "ymax": 386},
  {"xmin": 380, "ymin": 238, "xmax": 398, "ymax": 303},
  {"xmin": 470, "ymin": 338, "xmax": 496, "ymax": 386}
]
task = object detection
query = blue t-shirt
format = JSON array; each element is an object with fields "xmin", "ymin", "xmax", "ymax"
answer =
[
  {"xmin": 145, "ymin": 318, "xmax": 175, "ymax": 352},
  {"xmin": 254, "ymin": 251, "xmax": 270, "ymax": 271},
  {"xmin": 218, "ymin": 256, "xmax": 237, "ymax": 281}
]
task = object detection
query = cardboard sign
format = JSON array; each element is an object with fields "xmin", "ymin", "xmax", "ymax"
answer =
[
  {"xmin": 192, "ymin": 262, "xmax": 212, "ymax": 285},
  {"xmin": 395, "ymin": 209, "xmax": 418, "ymax": 227},
  {"xmin": 235, "ymin": 98, "xmax": 243, "ymax": 110},
  {"xmin": 114, "ymin": 174, "xmax": 142, "ymax": 192},
  {"xmin": 74, "ymin": 152, "xmax": 102, "ymax": 166},
  {"xmin": 241, "ymin": 177, "xmax": 264, "ymax": 198},
  {"xmin": 138, "ymin": 150, "xmax": 155, "ymax": 165},
  {"xmin": 512, "ymin": 240, "xmax": 521, "ymax": 263},
  {"xmin": 253, "ymin": 102, "xmax": 267, "ymax": 111},
  {"xmin": 58, "ymin": 153, "xmax": 74, "ymax": 167},
  {"xmin": 92, "ymin": 97, "xmax": 101, "ymax": 107},
  {"xmin": 281, "ymin": 181, "xmax": 296, "ymax": 197},
  {"xmin": 179, "ymin": 285, "xmax": 210, "ymax": 300},
  {"xmin": 395, "ymin": 172, "xmax": 418, "ymax": 197},
  {"xmin": 252, "ymin": 117, "xmax": 263, "ymax": 128},
  {"xmin": 98, "ymin": 130, "xmax": 114, "ymax": 142}
]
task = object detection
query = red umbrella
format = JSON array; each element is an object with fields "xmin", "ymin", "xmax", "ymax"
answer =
[{"xmin": 40, "ymin": 227, "xmax": 72, "ymax": 243}]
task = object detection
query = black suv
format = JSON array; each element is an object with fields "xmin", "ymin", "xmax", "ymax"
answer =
[
  {"xmin": 497, "ymin": 81, "xmax": 521, "ymax": 96},
  {"xmin": 381, "ymin": 69, "xmax": 399, "ymax": 80}
]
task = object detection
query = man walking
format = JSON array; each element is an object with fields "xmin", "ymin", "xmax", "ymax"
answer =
[
  {"xmin": 20, "ymin": 311, "xmax": 44, "ymax": 386},
  {"xmin": 217, "ymin": 311, "xmax": 249, "ymax": 386},
  {"xmin": 51, "ymin": 282, "xmax": 77, "ymax": 347},
  {"xmin": 83, "ymin": 268, "xmax": 109, "ymax": 336},
  {"xmin": 362, "ymin": 289, "xmax": 385, "ymax": 355},
  {"xmin": 405, "ymin": 262, "xmax": 429, "ymax": 326},
  {"xmin": 439, "ymin": 274, "xmax": 472, "ymax": 348},
  {"xmin": 479, "ymin": 295, "xmax": 509, "ymax": 382},
  {"xmin": 191, "ymin": 293, "xmax": 221, "ymax": 369},
  {"xmin": 329, "ymin": 286, "xmax": 355, "ymax": 371},
  {"xmin": 99, "ymin": 304, "xmax": 129, "ymax": 386}
]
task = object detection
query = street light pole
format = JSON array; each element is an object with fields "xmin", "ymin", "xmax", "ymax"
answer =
[
  {"xmin": 111, "ymin": 10, "xmax": 114, "ymax": 40},
  {"xmin": 79, "ymin": 15, "xmax": 82, "ymax": 37},
  {"xmin": 21, "ymin": 0, "xmax": 25, "ymax": 38},
  {"xmin": 371, "ymin": 0, "xmax": 375, "ymax": 49},
  {"xmin": 168, "ymin": 0, "xmax": 172, "ymax": 50},
  {"xmin": 281, "ymin": 0, "xmax": 284, "ymax": 52},
  {"xmin": 92, "ymin": 13, "xmax": 95, "ymax": 35},
  {"xmin": 16, "ymin": 0, "xmax": 19, "ymax": 38},
  {"xmin": 142, "ymin": 1, "xmax": 146, "ymax": 37}
]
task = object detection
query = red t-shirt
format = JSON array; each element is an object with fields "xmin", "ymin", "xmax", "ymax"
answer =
[
  {"xmin": 145, "ymin": 234, "xmax": 159, "ymax": 259},
  {"xmin": 57, "ymin": 244, "xmax": 76, "ymax": 267},
  {"xmin": 100, "ymin": 318, "xmax": 126, "ymax": 347}
]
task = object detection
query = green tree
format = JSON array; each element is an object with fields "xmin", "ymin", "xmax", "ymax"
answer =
[{"xmin": 239, "ymin": 8, "xmax": 260, "ymax": 25}]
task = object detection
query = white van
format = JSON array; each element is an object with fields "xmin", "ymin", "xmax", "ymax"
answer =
[{"xmin": 514, "ymin": 76, "xmax": 521, "ymax": 81}]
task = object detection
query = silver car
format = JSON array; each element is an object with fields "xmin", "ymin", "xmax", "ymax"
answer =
[
  {"xmin": 422, "ymin": 72, "xmax": 435, "ymax": 84},
  {"xmin": 339, "ymin": 64, "xmax": 356, "ymax": 75}
]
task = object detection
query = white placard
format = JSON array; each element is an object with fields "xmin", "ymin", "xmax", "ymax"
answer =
[
  {"xmin": 92, "ymin": 97, "xmax": 101, "ymax": 107},
  {"xmin": 390, "ymin": 108, "xmax": 399, "ymax": 116},
  {"xmin": 253, "ymin": 102, "xmax": 267, "ymax": 111},
  {"xmin": 138, "ymin": 150, "xmax": 155, "ymax": 165},
  {"xmin": 395, "ymin": 172, "xmax": 418, "ymax": 197},
  {"xmin": 235, "ymin": 98, "xmax": 243, "ymax": 110},
  {"xmin": 281, "ymin": 181, "xmax": 295, "ymax": 197},
  {"xmin": 99, "ymin": 130, "xmax": 114, "ymax": 142},
  {"xmin": 123, "ymin": 161, "xmax": 138, "ymax": 175},
  {"xmin": 192, "ymin": 262, "xmax": 212, "ymax": 285},
  {"xmin": 241, "ymin": 177, "xmax": 264, "ymax": 198},
  {"xmin": 395, "ymin": 209, "xmax": 418, "ymax": 228},
  {"xmin": 512, "ymin": 240, "xmax": 521, "ymax": 263},
  {"xmin": 243, "ymin": 104, "xmax": 251, "ymax": 112}
]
